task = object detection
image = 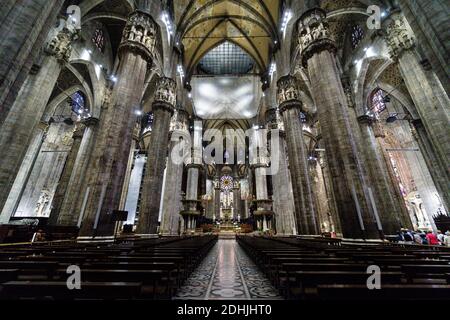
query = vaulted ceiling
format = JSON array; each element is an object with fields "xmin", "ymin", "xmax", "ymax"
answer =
[{"xmin": 173, "ymin": 0, "xmax": 281, "ymax": 76}]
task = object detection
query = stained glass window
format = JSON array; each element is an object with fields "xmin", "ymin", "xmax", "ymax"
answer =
[
  {"xmin": 299, "ymin": 112, "xmax": 307, "ymax": 123},
  {"xmin": 71, "ymin": 91, "xmax": 86, "ymax": 115},
  {"xmin": 142, "ymin": 112, "xmax": 154, "ymax": 132},
  {"xmin": 220, "ymin": 175, "xmax": 233, "ymax": 192},
  {"xmin": 371, "ymin": 89, "xmax": 387, "ymax": 114},
  {"xmin": 198, "ymin": 41, "xmax": 255, "ymax": 75},
  {"xmin": 92, "ymin": 28, "xmax": 105, "ymax": 52},
  {"xmin": 351, "ymin": 25, "xmax": 364, "ymax": 49}
]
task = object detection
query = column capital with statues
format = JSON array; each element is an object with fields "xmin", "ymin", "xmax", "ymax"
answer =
[
  {"xmin": 153, "ymin": 77, "xmax": 177, "ymax": 115},
  {"xmin": 45, "ymin": 21, "xmax": 80, "ymax": 64},
  {"xmin": 119, "ymin": 10, "xmax": 158, "ymax": 63},
  {"xmin": 384, "ymin": 11, "xmax": 415, "ymax": 60},
  {"xmin": 296, "ymin": 8, "xmax": 336, "ymax": 67},
  {"xmin": 276, "ymin": 75, "xmax": 305, "ymax": 114}
]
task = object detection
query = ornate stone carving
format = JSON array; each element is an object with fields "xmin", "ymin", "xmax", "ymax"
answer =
[
  {"xmin": 266, "ymin": 108, "xmax": 285, "ymax": 132},
  {"xmin": 341, "ymin": 76, "xmax": 355, "ymax": 108},
  {"xmin": 132, "ymin": 122, "xmax": 141, "ymax": 141},
  {"xmin": 35, "ymin": 190, "xmax": 51, "ymax": 217},
  {"xmin": 37, "ymin": 121, "xmax": 50, "ymax": 132},
  {"xmin": 101, "ymin": 87, "xmax": 113, "ymax": 109},
  {"xmin": 61, "ymin": 131, "xmax": 73, "ymax": 147},
  {"xmin": 385, "ymin": 14, "xmax": 415, "ymax": 60},
  {"xmin": 357, "ymin": 115, "xmax": 386, "ymax": 138},
  {"xmin": 170, "ymin": 108, "xmax": 189, "ymax": 133},
  {"xmin": 250, "ymin": 156, "xmax": 270, "ymax": 168},
  {"xmin": 296, "ymin": 8, "xmax": 336, "ymax": 67},
  {"xmin": 372, "ymin": 120, "xmax": 386, "ymax": 138},
  {"xmin": 214, "ymin": 178, "xmax": 221, "ymax": 189},
  {"xmin": 119, "ymin": 10, "xmax": 157, "ymax": 62},
  {"xmin": 73, "ymin": 122, "xmax": 86, "ymax": 139},
  {"xmin": 154, "ymin": 77, "xmax": 177, "ymax": 109},
  {"xmin": 277, "ymin": 75, "xmax": 302, "ymax": 112},
  {"xmin": 45, "ymin": 21, "xmax": 79, "ymax": 63}
]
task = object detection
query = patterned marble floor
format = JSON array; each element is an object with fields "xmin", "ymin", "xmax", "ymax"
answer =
[{"xmin": 174, "ymin": 239, "xmax": 283, "ymax": 300}]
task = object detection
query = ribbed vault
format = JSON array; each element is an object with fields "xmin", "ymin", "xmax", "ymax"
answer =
[{"xmin": 174, "ymin": 0, "xmax": 281, "ymax": 76}]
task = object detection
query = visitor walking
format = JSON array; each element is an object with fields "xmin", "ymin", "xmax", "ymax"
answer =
[{"xmin": 426, "ymin": 231, "xmax": 440, "ymax": 245}]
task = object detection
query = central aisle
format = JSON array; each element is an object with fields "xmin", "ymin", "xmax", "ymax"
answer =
[{"xmin": 174, "ymin": 239, "xmax": 282, "ymax": 300}]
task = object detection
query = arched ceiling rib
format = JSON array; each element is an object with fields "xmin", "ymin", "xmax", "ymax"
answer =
[{"xmin": 174, "ymin": 0, "xmax": 281, "ymax": 75}]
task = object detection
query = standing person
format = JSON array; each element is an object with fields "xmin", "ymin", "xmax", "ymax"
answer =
[
  {"xmin": 419, "ymin": 231, "xmax": 428, "ymax": 245},
  {"xmin": 413, "ymin": 231, "xmax": 423, "ymax": 244},
  {"xmin": 426, "ymin": 231, "xmax": 440, "ymax": 245},
  {"xmin": 403, "ymin": 229, "xmax": 414, "ymax": 243},
  {"xmin": 444, "ymin": 231, "xmax": 450, "ymax": 247},
  {"xmin": 437, "ymin": 230, "xmax": 444, "ymax": 244},
  {"xmin": 31, "ymin": 229, "xmax": 46, "ymax": 243}
]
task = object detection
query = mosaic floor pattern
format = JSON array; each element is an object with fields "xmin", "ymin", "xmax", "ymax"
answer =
[{"xmin": 174, "ymin": 239, "xmax": 283, "ymax": 300}]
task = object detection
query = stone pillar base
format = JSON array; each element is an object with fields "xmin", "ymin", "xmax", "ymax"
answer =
[{"xmin": 180, "ymin": 206, "xmax": 201, "ymax": 234}]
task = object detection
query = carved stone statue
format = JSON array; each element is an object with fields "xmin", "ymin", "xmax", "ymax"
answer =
[
  {"xmin": 296, "ymin": 8, "xmax": 335, "ymax": 66},
  {"xmin": 120, "ymin": 10, "xmax": 158, "ymax": 62},
  {"xmin": 385, "ymin": 13, "xmax": 415, "ymax": 60},
  {"xmin": 35, "ymin": 190, "xmax": 51, "ymax": 217},
  {"xmin": 154, "ymin": 77, "xmax": 177, "ymax": 107},
  {"xmin": 45, "ymin": 20, "xmax": 79, "ymax": 63},
  {"xmin": 277, "ymin": 75, "xmax": 301, "ymax": 106}
]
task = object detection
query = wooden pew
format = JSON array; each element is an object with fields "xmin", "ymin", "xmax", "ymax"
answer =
[
  {"xmin": 0, "ymin": 281, "xmax": 143, "ymax": 300},
  {"xmin": 313, "ymin": 284, "xmax": 450, "ymax": 300},
  {"xmin": 287, "ymin": 271, "xmax": 403, "ymax": 299}
]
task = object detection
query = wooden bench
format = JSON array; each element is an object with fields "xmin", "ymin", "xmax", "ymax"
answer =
[
  {"xmin": 0, "ymin": 281, "xmax": 143, "ymax": 300},
  {"xmin": 313, "ymin": 284, "xmax": 450, "ymax": 300},
  {"xmin": 286, "ymin": 271, "xmax": 403, "ymax": 299}
]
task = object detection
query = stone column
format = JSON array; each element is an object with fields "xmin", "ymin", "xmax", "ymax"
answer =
[
  {"xmin": 357, "ymin": 115, "xmax": 411, "ymax": 233},
  {"xmin": 47, "ymin": 122, "xmax": 86, "ymax": 225},
  {"xmin": 296, "ymin": 8, "xmax": 379, "ymax": 239},
  {"xmin": 320, "ymin": 155, "xmax": 342, "ymax": 235},
  {"xmin": 214, "ymin": 178, "xmax": 221, "ymax": 220},
  {"xmin": 267, "ymin": 108, "xmax": 297, "ymax": 235},
  {"xmin": 251, "ymin": 156, "xmax": 274, "ymax": 232},
  {"xmin": 55, "ymin": 117, "xmax": 99, "ymax": 226},
  {"xmin": 119, "ymin": 124, "xmax": 141, "ymax": 212},
  {"xmin": 181, "ymin": 161, "xmax": 202, "ymax": 233},
  {"xmin": 385, "ymin": 12, "xmax": 450, "ymax": 212},
  {"xmin": 205, "ymin": 179, "xmax": 215, "ymax": 219},
  {"xmin": 79, "ymin": 11, "xmax": 157, "ymax": 237},
  {"xmin": 310, "ymin": 160, "xmax": 330, "ymax": 233},
  {"xmin": 136, "ymin": 77, "xmax": 176, "ymax": 235},
  {"xmin": 160, "ymin": 109, "xmax": 189, "ymax": 235},
  {"xmin": 0, "ymin": 0, "xmax": 64, "ymax": 124},
  {"xmin": 411, "ymin": 119, "xmax": 450, "ymax": 213},
  {"xmin": 0, "ymin": 121, "xmax": 49, "ymax": 223},
  {"xmin": 239, "ymin": 182, "xmax": 247, "ymax": 220},
  {"xmin": 232, "ymin": 180, "xmax": 241, "ymax": 220},
  {"xmin": 181, "ymin": 121, "xmax": 203, "ymax": 232},
  {"xmin": 397, "ymin": 0, "xmax": 450, "ymax": 97},
  {"xmin": 0, "ymin": 21, "xmax": 78, "ymax": 216},
  {"xmin": 277, "ymin": 76, "xmax": 318, "ymax": 235}
]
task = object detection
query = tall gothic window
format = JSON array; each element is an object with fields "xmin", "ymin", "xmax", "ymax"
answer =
[
  {"xmin": 71, "ymin": 91, "xmax": 86, "ymax": 115},
  {"xmin": 142, "ymin": 112, "xmax": 154, "ymax": 132},
  {"xmin": 92, "ymin": 28, "xmax": 105, "ymax": 52},
  {"xmin": 299, "ymin": 112, "xmax": 307, "ymax": 123},
  {"xmin": 370, "ymin": 88, "xmax": 387, "ymax": 114},
  {"xmin": 351, "ymin": 25, "xmax": 364, "ymax": 49}
]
